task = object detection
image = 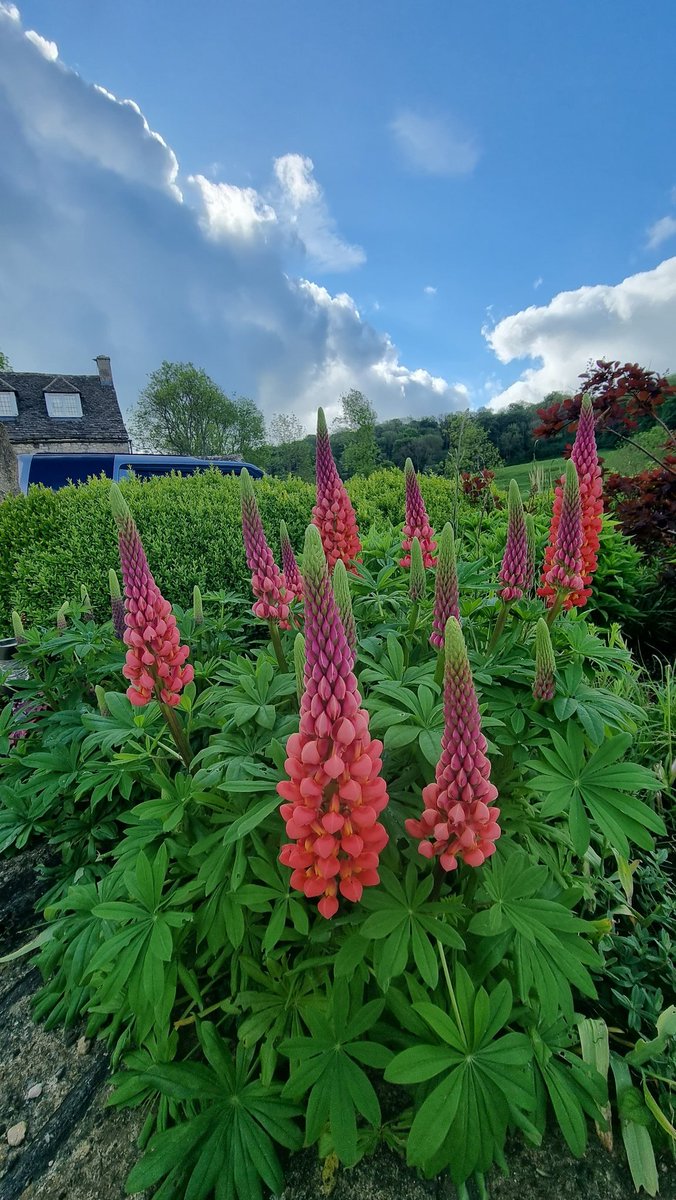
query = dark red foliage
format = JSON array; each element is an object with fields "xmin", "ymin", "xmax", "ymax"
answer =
[
  {"xmin": 605, "ymin": 452, "xmax": 676, "ymax": 548},
  {"xmin": 461, "ymin": 470, "xmax": 495, "ymax": 502},
  {"xmin": 534, "ymin": 359, "xmax": 676, "ymax": 440}
]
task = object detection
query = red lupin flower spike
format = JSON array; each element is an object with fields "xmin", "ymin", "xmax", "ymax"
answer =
[
  {"xmin": 401, "ymin": 458, "xmax": 437, "ymax": 568},
  {"xmin": 240, "ymin": 468, "xmax": 291, "ymax": 629},
  {"xmin": 110, "ymin": 485, "xmax": 193, "ymax": 717},
  {"xmin": 312, "ymin": 407, "xmax": 361, "ymax": 572},
  {"xmin": 277, "ymin": 525, "xmax": 389, "ymax": 919},
  {"xmin": 406, "ymin": 617, "xmax": 500, "ymax": 871},
  {"xmin": 539, "ymin": 460, "xmax": 584, "ymax": 609}
]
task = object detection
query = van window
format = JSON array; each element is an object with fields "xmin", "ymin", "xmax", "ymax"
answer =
[
  {"xmin": 28, "ymin": 455, "xmax": 114, "ymax": 489},
  {"xmin": 119, "ymin": 463, "xmax": 202, "ymax": 482}
]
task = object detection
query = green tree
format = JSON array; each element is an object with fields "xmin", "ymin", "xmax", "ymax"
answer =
[
  {"xmin": 0, "ymin": 350, "xmax": 11, "ymax": 372},
  {"xmin": 268, "ymin": 413, "xmax": 306, "ymax": 446},
  {"xmin": 335, "ymin": 389, "xmax": 379, "ymax": 477},
  {"xmin": 129, "ymin": 362, "xmax": 265, "ymax": 458},
  {"xmin": 442, "ymin": 411, "xmax": 503, "ymax": 474}
]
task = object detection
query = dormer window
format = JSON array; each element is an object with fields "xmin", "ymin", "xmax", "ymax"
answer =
[
  {"xmin": 46, "ymin": 392, "xmax": 83, "ymax": 418},
  {"xmin": 0, "ymin": 390, "xmax": 18, "ymax": 418}
]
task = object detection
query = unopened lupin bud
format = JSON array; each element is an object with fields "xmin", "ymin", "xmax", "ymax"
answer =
[
  {"xmin": 498, "ymin": 481, "xmax": 527, "ymax": 602},
  {"xmin": 409, "ymin": 536, "xmax": 426, "ymax": 603},
  {"xmin": 11, "ymin": 611, "xmax": 26, "ymax": 644},
  {"xmin": 80, "ymin": 586, "xmax": 94, "ymax": 622},
  {"xmin": 332, "ymin": 558, "xmax": 357, "ymax": 664},
  {"xmin": 109, "ymin": 569, "xmax": 125, "ymax": 640},
  {"xmin": 193, "ymin": 585, "xmax": 203, "ymax": 626},
  {"xmin": 56, "ymin": 601, "xmax": 69, "ymax": 631},
  {"xmin": 95, "ymin": 685, "xmax": 110, "ymax": 717},
  {"xmin": 293, "ymin": 633, "xmax": 305, "ymax": 704},
  {"xmin": 430, "ymin": 523, "xmax": 459, "ymax": 649},
  {"xmin": 533, "ymin": 619, "xmax": 556, "ymax": 701}
]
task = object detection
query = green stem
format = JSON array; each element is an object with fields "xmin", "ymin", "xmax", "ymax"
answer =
[
  {"xmin": 487, "ymin": 600, "xmax": 511, "ymax": 653},
  {"xmin": 434, "ymin": 647, "xmax": 445, "ymax": 688},
  {"xmin": 268, "ymin": 620, "xmax": 288, "ymax": 672},
  {"xmin": 436, "ymin": 940, "xmax": 467, "ymax": 1044},
  {"xmin": 404, "ymin": 602, "xmax": 419, "ymax": 669},
  {"xmin": 545, "ymin": 590, "xmax": 565, "ymax": 628},
  {"xmin": 160, "ymin": 702, "xmax": 193, "ymax": 768}
]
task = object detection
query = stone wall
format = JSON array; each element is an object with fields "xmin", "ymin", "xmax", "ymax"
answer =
[
  {"xmin": 0, "ymin": 424, "xmax": 19, "ymax": 500},
  {"xmin": 10, "ymin": 440, "xmax": 130, "ymax": 455}
]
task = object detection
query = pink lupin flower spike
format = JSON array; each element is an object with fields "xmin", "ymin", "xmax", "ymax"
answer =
[
  {"xmin": 109, "ymin": 484, "xmax": 194, "ymax": 711},
  {"xmin": 401, "ymin": 458, "xmax": 437, "ymax": 568},
  {"xmin": 312, "ymin": 407, "xmax": 362, "ymax": 572},
  {"xmin": 542, "ymin": 460, "xmax": 584, "ymax": 599},
  {"xmin": 280, "ymin": 521, "xmax": 303, "ymax": 600},
  {"xmin": 240, "ymin": 468, "xmax": 291, "ymax": 628},
  {"xmin": 406, "ymin": 616, "xmax": 501, "ymax": 871},
  {"xmin": 277, "ymin": 525, "xmax": 388, "ymax": 919},
  {"xmin": 430, "ymin": 523, "xmax": 459, "ymax": 650},
  {"xmin": 498, "ymin": 480, "xmax": 528, "ymax": 601}
]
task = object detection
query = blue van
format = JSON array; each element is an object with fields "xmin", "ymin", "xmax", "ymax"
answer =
[{"xmin": 17, "ymin": 452, "xmax": 264, "ymax": 493}]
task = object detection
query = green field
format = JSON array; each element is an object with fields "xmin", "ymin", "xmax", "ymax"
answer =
[{"xmin": 494, "ymin": 435, "xmax": 663, "ymax": 494}]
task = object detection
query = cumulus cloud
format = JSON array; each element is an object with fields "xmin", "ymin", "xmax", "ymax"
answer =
[
  {"xmin": 484, "ymin": 258, "xmax": 676, "ymax": 409},
  {"xmin": 390, "ymin": 110, "xmax": 479, "ymax": 176},
  {"xmin": 424, "ymin": 285, "xmax": 437, "ymax": 295},
  {"xmin": 0, "ymin": 4, "xmax": 468, "ymax": 430},
  {"xmin": 25, "ymin": 28, "xmax": 57, "ymax": 59},
  {"xmin": 646, "ymin": 214, "xmax": 676, "ymax": 250}
]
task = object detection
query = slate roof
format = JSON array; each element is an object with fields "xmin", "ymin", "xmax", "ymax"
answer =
[{"xmin": 0, "ymin": 371, "xmax": 129, "ymax": 446}]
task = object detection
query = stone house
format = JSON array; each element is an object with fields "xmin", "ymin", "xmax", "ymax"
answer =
[{"xmin": 0, "ymin": 356, "xmax": 130, "ymax": 495}]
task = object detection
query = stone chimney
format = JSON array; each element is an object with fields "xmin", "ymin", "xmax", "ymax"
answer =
[{"xmin": 95, "ymin": 355, "xmax": 113, "ymax": 386}]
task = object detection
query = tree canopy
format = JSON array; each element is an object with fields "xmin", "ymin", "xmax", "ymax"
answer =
[{"xmin": 129, "ymin": 362, "xmax": 266, "ymax": 458}]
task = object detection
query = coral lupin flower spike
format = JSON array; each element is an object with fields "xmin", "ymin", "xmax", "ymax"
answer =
[
  {"xmin": 406, "ymin": 616, "xmax": 501, "ymax": 871},
  {"xmin": 312, "ymin": 407, "xmax": 362, "ymax": 571},
  {"xmin": 401, "ymin": 458, "xmax": 437, "ymax": 568},
  {"xmin": 277, "ymin": 525, "xmax": 389, "ymax": 919},
  {"xmin": 539, "ymin": 395, "xmax": 602, "ymax": 611},
  {"xmin": 539, "ymin": 460, "xmax": 584, "ymax": 624},
  {"xmin": 110, "ymin": 484, "xmax": 194, "ymax": 709}
]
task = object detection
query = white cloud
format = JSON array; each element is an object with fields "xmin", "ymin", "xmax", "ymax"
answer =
[
  {"xmin": 533, "ymin": 276, "xmax": 543, "ymax": 290},
  {"xmin": 424, "ymin": 285, "xmax": 437, "ymax": 295},
  {"xmin": 646, "ymin": 214, "xmax": 676, "ymax": 250},
  {"xmin": 0, "ymin": 5, "xmax": 468, "ymax": 429},
  {"xmin": 484, "ymin": 258, "xmax": 676, "ymax": 409},
  {"xmin": 272, "ymin": 153, "xmax": 365, "ymax": 270},
  {"xmin": 390, "ymin": 110, "xmax": 479, "ymax": 177},
  {"xmin": 25, "ymin": 28, "xmax": 57, "ymax": 59}
]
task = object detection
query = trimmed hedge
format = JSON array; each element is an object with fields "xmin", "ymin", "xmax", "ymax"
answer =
[{"xmin": 0, "ymin": 467, "xmax": 644, "ymax": 632}]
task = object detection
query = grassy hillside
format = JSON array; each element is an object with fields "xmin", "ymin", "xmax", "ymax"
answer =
[{"xmin": 494, "ymin": 431, "xmax": 665, "ymax": 494}]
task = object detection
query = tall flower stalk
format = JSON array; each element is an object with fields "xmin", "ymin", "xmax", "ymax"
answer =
[
  {"xmin": 488, "ymin": 479, "xmax": 527, "ymax": 651},
  {"xmin": 533, "ymin": 618, "xmax": 556, "ymax": 702},
  {"xmin": 240, "ymin": 467, "xmax": 290, "ymax": 669},
  {"xmin": 524, "ymin": 514, "xmax": 536, "ymax": 595},
  {"xmin": 277, "ymin": 525, "xmax": 388, "ymax": 919},
  {"xmin": 110, "ymin": 484, "xmax": 193, "ymax": 766},
  {"xmin": 280, "ymin": 521, "xmax": 303, "ymax": 600},
  {"xmin": 312, "ymin": 408, "xmax": 362, "ymax": 571},
  {"xmin": 401, "ymin": 458, "xmax": 437, "ymax": 568},
  {"xmin": 539, "ymin": 460, "xmax": 584, "ymax": 624},
  {"xmin": 406, "ymin": 617, "xmax": 501, "ymax": 871},
  {"xmin": 539, "ymin": 396, "xmax": 602, "ymax": 610},
  {"xmin": 430, "ymin": 523, "xmax": 459, "ymax": 681}
]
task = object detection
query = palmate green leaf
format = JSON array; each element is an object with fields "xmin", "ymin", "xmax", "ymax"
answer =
[
  {"xmin": 360, "ymin": 865, "xmax": 463, "ymax": 989},
  {"xmin": 528, "ymin": 727, "xmax": 665, "ymax": 856}
]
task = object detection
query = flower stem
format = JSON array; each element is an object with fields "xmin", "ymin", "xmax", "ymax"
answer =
[
  {"xmin": 268, "ymin": 620, "xmax": 288, "ymax": 672},
  {"xmin": 404, "ymin": 602, "xmax": 419, "ymax": 668},
  {"xmin": 437, "ymin": 940, "xmax": 467, "ymax": 1045},
  {"xmin": 546, "ymin": 591, "xmax": 565, "ymax": 628},
  {"xmin": 487, "ymin": 600, "xmax": 511, "ymax": 653},
  {"xmin": 160, "ymin": 702, "xmax": 193, "ymax": 768}
]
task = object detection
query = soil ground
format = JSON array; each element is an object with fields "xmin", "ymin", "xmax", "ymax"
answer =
[{"xmin": 1, "ymin": 848, "xmax": 674, "ymax": 1200}]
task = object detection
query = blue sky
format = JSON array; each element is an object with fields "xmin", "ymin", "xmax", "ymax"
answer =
[{"xmin": 2, "ymin": 0, "xmax": 676, "ymax": 426}]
